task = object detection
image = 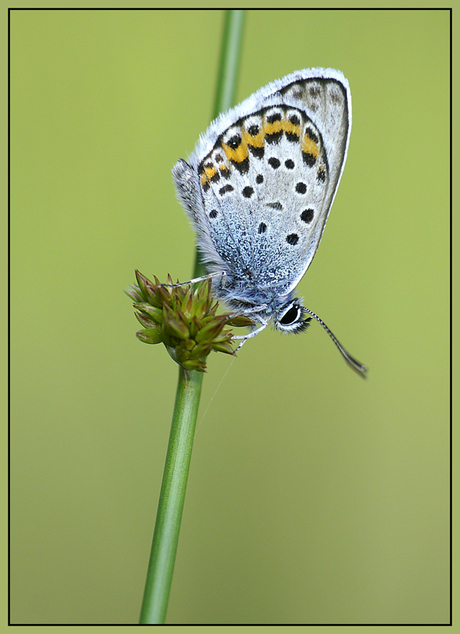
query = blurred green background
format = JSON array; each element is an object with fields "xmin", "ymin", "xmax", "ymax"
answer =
[{"xmin": 10, "ymin": 9, "xmax": 449, "ymax": 625}]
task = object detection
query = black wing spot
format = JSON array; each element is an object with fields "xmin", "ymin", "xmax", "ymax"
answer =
[
  {"xmin": 301, "ymin": 209, "xmax": 314, "ymax": 223},
  {"xmin": 286, "ymin": 233, "xmax": 299, "ymax": 245}
]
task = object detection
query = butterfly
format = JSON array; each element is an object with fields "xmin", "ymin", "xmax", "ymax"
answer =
[{"xmin": 172, "ymin": 68, "xmax": 367, "ymax": 376}]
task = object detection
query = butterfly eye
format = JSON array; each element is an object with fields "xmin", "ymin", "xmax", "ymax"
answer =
[
  {"xmin": 280, "ymin": 305, "xmax": 301, "ymax": 326},
  {"xmin": 276, "ymin": 301, "xmax": 311, "ymax": 333}
]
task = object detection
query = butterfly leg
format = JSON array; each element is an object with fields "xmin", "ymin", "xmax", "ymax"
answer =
[
  {"xmin": 161, "ymin": 271, "xmax": 226, "ymax": 287},
  {"xmin": 232, "ymin": 321, "xmax": 268, "ymax": 351}
]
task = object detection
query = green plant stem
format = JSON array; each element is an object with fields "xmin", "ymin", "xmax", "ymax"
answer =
[
  {"xmin": 139, "ymin": 10, "xmax": 245, "ymax": 624},
  {"xmin": 139, "ymin": 368, "xmax": 203, "ymax": 624}
]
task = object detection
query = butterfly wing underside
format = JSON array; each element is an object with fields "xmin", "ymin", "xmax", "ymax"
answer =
[{"xmin": 173, "ymin": 69, "xmax": 351, "ymax": 297}]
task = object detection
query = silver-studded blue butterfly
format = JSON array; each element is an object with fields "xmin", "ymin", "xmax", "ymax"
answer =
[{"xmin": 172, "ymin": 68, "xmax": 367, "ymax": 376}]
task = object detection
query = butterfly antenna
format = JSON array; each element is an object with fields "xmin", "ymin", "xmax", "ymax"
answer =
[{"xmin": 303, "ymin": 307, "xmax": 368, "ymax": 378}]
